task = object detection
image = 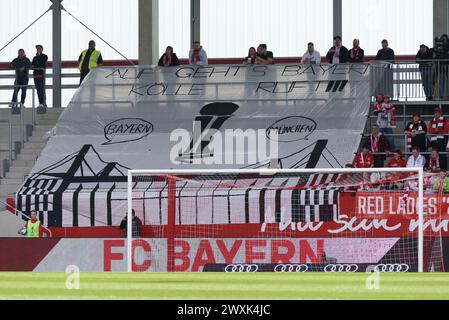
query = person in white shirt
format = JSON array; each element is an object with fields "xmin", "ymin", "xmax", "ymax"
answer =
[
  {"xmin": 301, "ymin": 42, "xmax": 321, "ymax": 64},
  {"xmin": 189, "ymin": 41, "xmax": 208, "ymax": 65},
  {"xmin": 406, "ymin": 147, "xmax": 426, "ymax": 168}
]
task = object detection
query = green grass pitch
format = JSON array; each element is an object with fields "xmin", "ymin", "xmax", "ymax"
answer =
[{"xmin": 1, "ymin": 273, "xmax": 449, "ymax": 300}]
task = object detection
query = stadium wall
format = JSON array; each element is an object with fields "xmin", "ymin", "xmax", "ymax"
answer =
[{"xmin": 0, "ymin": 237, "xmax": 406, "ymax": 272}]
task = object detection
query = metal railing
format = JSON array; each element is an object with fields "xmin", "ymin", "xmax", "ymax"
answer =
[
  {"xmin": 0, "ymin": 121, "xmax": 13, "ymax": 177},
  {"xmin": 0, "ymin": 60, "xmax": 446, "ymax": 107},
  {"xmin": 361, "ymin": 133, "xmax": 449, "ymax": 156},
  {"xmin": 0, "ymin": 86, "xmax": 39, "ymax": 178},
  {"xmin": 365, "ymin": 98, "xmax": 449, "ymax": 156},
  {"xmin": 0, "ymin": 62, "xmax": 448, "ymax": 174},
  {"xmin": 0, "ymin": 68, "xmax": 80, "ymax": 183},
  {"xmin": 0, "ymin": 85, "xmax": 38, "ymax": 141},
  {"xmin": 370, "ymin": 59, "xmax": 449, "ymax": 101}
]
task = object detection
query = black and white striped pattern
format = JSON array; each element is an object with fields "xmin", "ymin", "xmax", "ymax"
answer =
[
  {"xmin": 17, "ymin": 178, "xmax": 60, "ymax": 224},
  {"xmin": 17, "ymin": 173, "xmax": 341, "ymax": 227},
  {"xmin": 138, "ymin": 176, "xmax": 340, "ymax": 225},
  {"xmin": 304, "ymin": 173, "xmax": 340, "ymax": 189}
]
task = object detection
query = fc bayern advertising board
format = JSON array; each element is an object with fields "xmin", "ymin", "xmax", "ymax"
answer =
[{"xmin": 0, "ymin": 237, "xmax": 401, "ymax": 272}]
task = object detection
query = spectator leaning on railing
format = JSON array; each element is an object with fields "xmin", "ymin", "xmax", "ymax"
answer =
[
  {"xmin": 376, "ymin": 39, "xmax": 395, "ymax": 61},
  {"xmin": 243, "ymin": 47, "xmax": 257, "ymax": 65},
  {"xmin": 326, "ymin": 35, "xmax": 349, "ymax": 64},
  {"xmin": 255, "ymin": 44, "xmax": 274, "ymax": 65},
  {"xmin": 442, "ymin": 34, "xmax": 449, "ymax": 99},
  {"xmin": 442, "ymin": 34, "xmax": 449, "ymax": 52},
  {"xmin": 432, "ymin": 36, "xmax": 446, "ymax": 100},
  {"xmin": 189, "ymin": 41, "xmax": 208, "ymax": 66},
  {"xmin": 416, "ymin": 44, "xmax": 434, "ymax": 101},
  {"xmin": 348, "ymin": 39, "xmax": 364, "ymax": 63},
  {"xmin": 158, "ymin": 46, "xmax": 180, "ymax": 67},
  {"xmin": 301, "ymin": 42, "xmax": 321, "ymax": 65}
]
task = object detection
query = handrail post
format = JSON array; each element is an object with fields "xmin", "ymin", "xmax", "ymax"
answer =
[
  {"xmin": 19, "ymin": 88, "xmax": 24, "ymax": 144},
  {"xmin": 403, "ymin": 103, "xmax": 406, "ymax": 153},
  {"xmin": 436, "ymin": 60, "xmax": 441, "ymax": 100},
  {"xmin": 51, "ymin": 0, "xmax": 62, "ymax": 108},
  {"xmin": 32, "ymin": 86, "xmax": 36, "ymax": 125},
  {"xmin": 9, "ymin": 122, "xmax": 13, "ymax": 163}
]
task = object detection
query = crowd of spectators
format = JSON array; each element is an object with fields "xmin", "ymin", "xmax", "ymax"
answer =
[
  {"xmin": 8, "ymin": 34, "xmax": 449, "ymax": 108},
  {"xmin": 6, "ymin": 36, "xmax": 449, "ymax": 184},
  {"xmin": 355, "ymin": 98, "xmax": 449, "ymax": 173},
  {"xmin": 157, "ymin": 35, "xmax": 448, "ymax": 100}
]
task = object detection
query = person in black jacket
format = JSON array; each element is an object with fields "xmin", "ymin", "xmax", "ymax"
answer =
[
  {"xmin": 434, "ymin": 35, "xmax": 449, "ymax": 99},
  {"xmin": 9, "ymin": 49, "xmax": 31, "ymax": 107},
  {"xmin": 375, "ymin": 40, "xmax": 395, "ymax": 96},
  {"xmin": 376, "ymin": 40, "xmax": 395, "ymax": 61},
  {"xmin": 416, "ymin": 44, "xmax": 434, "ymax": 100},
  {"xmin": 442, "ymin": 34, "xmax": 449, "ymax": 52},
  {"xmin": 158, "ymin": 46, "xmax": 180, "ymax": 67},
  {"xmin": 348, "ymin": 39, "xmax": 365, "ymax": 63},
  {"xmin": 119, "ymin": 210, "xmax": 143, "ymax": 237},
  {"xmin": 326, "ymin": 36, "xmax": 349, "ymax": 64},
  {"xmin": 31, "ymin": 45, "xmax": 48, "ymax": 107}
]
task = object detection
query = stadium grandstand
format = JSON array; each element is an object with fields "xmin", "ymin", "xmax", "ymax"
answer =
[{"xmin": 1, "ymin": 0, "xmax": 449, "ymax": 301}]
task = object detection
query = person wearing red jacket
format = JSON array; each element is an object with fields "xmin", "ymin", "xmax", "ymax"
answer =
[
  {"xmin": 354, "ymin": 147, "xmax": 374, "ymax": 168},
  {"xmin": 387, "ymin": 150, "xmax": 407, "ymax": 189},
  {"xmin": 428, "ymin": 106, "xmax": 449, "ymax": 170},
  {"xmin": 388, "ymin": 150, "xmax": 407, "ymax": 168}
]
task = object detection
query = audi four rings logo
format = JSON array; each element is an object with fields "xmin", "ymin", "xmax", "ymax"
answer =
[
  {"xmin": 374, "ymin": 264, "xmax": 410, "ymax": 272},
  {"xmin": 324, "ymin": 264, "xmax": 359, "ymax": 272},
  {"xmin": 224, "ymin": 264, "xmax": 259, "ymax": 272},
  {"xmin": 274, "ymin": 264, "xmax": 309, "ymax": 272}
]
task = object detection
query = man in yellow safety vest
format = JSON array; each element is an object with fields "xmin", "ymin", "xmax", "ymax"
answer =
[
  {"xmin": 78, "ymin": 40, "xmax": 103, "ymax": 84},
  {"xmin": 18, "ymin": 210, "xmax": 44, "ymax": 238}
]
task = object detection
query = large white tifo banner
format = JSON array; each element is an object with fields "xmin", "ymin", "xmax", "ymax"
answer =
[{"xmin": 17, "ymin": 64, "xmax": 372, "ymax": 227}]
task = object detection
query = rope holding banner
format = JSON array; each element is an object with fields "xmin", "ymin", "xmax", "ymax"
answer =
[
  {"xmin": 62, "ymin": 7, "xmax": 136, "ymax": 66},
  {"xmin": 0, "ymin": 7, "xmax": 52, "ymax": 55}
]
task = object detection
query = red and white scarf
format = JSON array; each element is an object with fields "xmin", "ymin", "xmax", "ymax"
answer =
[
  {"xmin": 163, "ymin": 54, "xmax": 172, "ymax": 66},
  {"xmin": 370, "ymin": 134, "xmax": 380, "ymax": 152},
  {"xmin": 192, "ymin": 46, "xmax": 203, "ymax": 65},
  {"xmin": 332, "ymin": 45, "xmax": 341, "ymax": 64},
  {"xmin": 383, "ymin": 102, "xmax": 396, "ymax": 127},
  {"xmin": 350, "ymin": 47, "xmax": 359, "ymax": 60},
  {"xmin": 429, "ymin": 157, "xmax": 440, "ymax": 170},
  {"xmin": 373, "ymin": 102, "xmax": 383, "ymax": 113},
  {"xmin": 430, "ymin": 116, "xmax": 445, "ymax": 142}
]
